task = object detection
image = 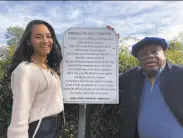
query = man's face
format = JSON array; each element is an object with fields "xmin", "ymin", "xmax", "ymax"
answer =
[{"xmin": 137, "ymin": 44, "xmax": 166, "ymax": 77}]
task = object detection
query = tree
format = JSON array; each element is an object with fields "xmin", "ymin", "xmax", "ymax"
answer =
[
  {"xmin": 168, "ymin": 40, "xmax": 183, "ymax": 51},
  {"xmin": 166, "ymin": 50, "xmax": 183, "ymax": 64},
  {"xmin": 118, "ymin": 47, "xmax": 138, "ymax": 73},
  {"xmin": 166, "ymin": 39, "xmax": 183, "ymax": 64},
  {"xmin": 0, "ymin": 46, "xmax": 8, "ymax": 61},
  {"xmin": 0, "ymin": 26, "xmax": 22, "ymax": 137},
  {"xmin": 5, "ymin": 26, "xmax": 24, "ymax": 46},
  {"xmin": 173, "ymin": 31, "xmax": 183, "ymax": 42},
  {"xmin": 0, "ymin": 45, "xmax": 14, "ymax": 136}
]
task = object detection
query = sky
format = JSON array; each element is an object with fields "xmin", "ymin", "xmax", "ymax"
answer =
[{"xmin": 0, "ymin": 1, "xmax": 183, "ymax": 46}]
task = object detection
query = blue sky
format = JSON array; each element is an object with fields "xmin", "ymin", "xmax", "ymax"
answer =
[{"xmin": 0, "ymin": 1, "xmax": 183, "ymax": 46}]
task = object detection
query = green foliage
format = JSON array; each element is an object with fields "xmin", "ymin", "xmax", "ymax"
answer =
[
  {"xmin": 7, "ymin": 44, "xmax": 16, "ymax": 59},
  {"xmin": 5, "ymin": 26, "xmax": 24, "ymax": 46},
  {"xmin": 0, "ymin": 44, "xmax": 16, "ymax": 78},
  {"xmin": 56, "ymin": 105, "xmax": 79, "ymax": 138},
  {"xmin": 88, "ymin": 104, "xmax": 121, "ymax": 138},
  {"xmin": 0, "ymin": 45, "xmax": 15, "ymax": 135},
  {"xmin": 118, "ymin": 47, "xmax": 138, "ymax": 73},
  {"xmin": 0, "ymin": 60, "xmax": 8, "ymax": 79},
  {"xmin": 168, "ymin": 40, "xmax": 183, "ymax": 51},
  {"xmin": 0, "ymin": 26, "xmax": 18, "ymax": 135},
  {"xmin": 165, "ymin": 36, "xmax": 183, "ymax": 64},
  {"xmin": 166, "ymin": 50, "xmax": 183, "ymax": 64},
  {"xmin": 0, "ymin": 74, "xmax": 12, "ymax": 133}
]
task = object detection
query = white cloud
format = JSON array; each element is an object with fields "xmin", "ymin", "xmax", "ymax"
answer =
[
  {"xmin": 68, "ymin": 9, "xmax": 81, "ymax": 20},
  {"xmin": 0, "ymin": 1, "xmax": 183, "ymax": 46},
  {"xmin": 156, "ymin": 24, "xmax": 183, "ymax": 40}
]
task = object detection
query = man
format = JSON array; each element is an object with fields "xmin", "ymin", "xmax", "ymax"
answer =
[{"xmin": 119, "ymin": 37, "xmax": 183, "ymax": 138}]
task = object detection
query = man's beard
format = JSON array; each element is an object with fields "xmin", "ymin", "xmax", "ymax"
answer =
[
  {"xmin": 143, "ymin": 69, "xmax": 158, "ymax": 78},
  {"xmin": 146, "ymin": 71, "xmax": 157, "ymax": 78}
]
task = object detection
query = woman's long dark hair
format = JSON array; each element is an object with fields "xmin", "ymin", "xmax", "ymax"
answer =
[{"xmin": 8, "ymin": 20, "xmax": 62, "ymax": 76}]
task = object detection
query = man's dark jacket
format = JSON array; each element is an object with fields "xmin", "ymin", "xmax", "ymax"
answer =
[{"xmin": 119, "ymin": 62, "xmax": 183, "ymax": 138}]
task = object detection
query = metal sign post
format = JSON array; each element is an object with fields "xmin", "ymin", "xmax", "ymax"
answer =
[{"xmin": 78, "ymin": 104, "xmax": 87, "ymax": 138}]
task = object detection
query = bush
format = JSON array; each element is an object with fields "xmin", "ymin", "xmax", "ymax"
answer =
[
  {"xmin": 166, "ymin": 50, "xmax": 183, "ymax": 65},
  {"xmin": 0, "ymin": 75, "xmax": 12, "ymax": 135},
  {"xmin": 118, "ymin": 48, "xmax": 138, "ymax": 73},
  {"xmin": 0, "ymin": 44, "xmax": 15, "ymax": 136}
]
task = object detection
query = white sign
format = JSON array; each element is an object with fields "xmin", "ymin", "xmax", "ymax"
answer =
[{"xmin": 61, "ymin": 28, "xmax": 119, "ymax": 104}]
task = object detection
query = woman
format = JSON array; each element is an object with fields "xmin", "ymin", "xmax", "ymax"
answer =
[{"xmin": 7, "ymin": 19, "xmax": 64, "ymax": 138}]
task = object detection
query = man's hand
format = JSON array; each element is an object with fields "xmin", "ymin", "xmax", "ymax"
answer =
[{"xmin": 106, "ymin": 25, "xmax": 120, "ymax": 39}]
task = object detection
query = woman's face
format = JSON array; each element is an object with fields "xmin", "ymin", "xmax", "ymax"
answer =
[{"xmin": 30, "ymin": 24, "xmax": 53, "ymax": 56}]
